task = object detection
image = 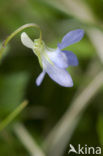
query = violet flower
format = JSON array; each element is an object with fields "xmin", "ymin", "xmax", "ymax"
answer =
[{"xmin": 21, "ymin": 29, "xmax": 84, "ymax": 87}]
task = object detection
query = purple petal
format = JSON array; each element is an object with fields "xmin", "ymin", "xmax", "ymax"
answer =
[
  {"xmin": 42, "ymin": 58, "xmax": 73, "ymax": 87},
  {"xmin": 58, "ymin": 29, "xmax": 84, "ymax": 50},
  {"xmin": 36, "ymin": 71, "xmax": 46, "ymax": 86},
  {"xmin": 62, "ymin": 50, "xmax": 79, "ymax": 66},
  {"xmin": 46, "ymin": 48, "xmax": 68, "ymax": 69}
]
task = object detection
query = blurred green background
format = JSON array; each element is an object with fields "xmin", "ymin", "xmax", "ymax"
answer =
[{"xmin": 0, "ymin": 0, "xmax": 103, "ymax": 156}]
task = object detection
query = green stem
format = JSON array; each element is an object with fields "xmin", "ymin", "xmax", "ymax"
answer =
[
  {"xmin": 0, "ymin": 100, "xmax": 28, "ymax": 132},
  {"xmin": 0, "ymin": 23, "xmax": 42, "ymax": 60}
]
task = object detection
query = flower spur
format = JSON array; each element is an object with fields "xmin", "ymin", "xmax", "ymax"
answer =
[{"xmin": 21, "ymin": 29, "xmax": 84, "ymax": 87}]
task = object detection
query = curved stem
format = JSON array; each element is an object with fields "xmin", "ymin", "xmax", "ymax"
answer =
[{"xmin": 0, "ymin": 23, "xmax": 42, "ymax": 60}]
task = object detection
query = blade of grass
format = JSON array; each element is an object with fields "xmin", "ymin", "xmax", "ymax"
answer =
[
  {"xmin": 43, "ymin": 0, "xmax": 97, "ymax": 24},
  {"xmin": 87, "ymin": 28, "xmax": 103, "ymax": 63},
  {"xmin": 14, "ymin": 122, "xmax": 46, "ymax": 156},
  {"xmin": 0, "ymin": 100, "xmax": 28, "ymax": 132}
]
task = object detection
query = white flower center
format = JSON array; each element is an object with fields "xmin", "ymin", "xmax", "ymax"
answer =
[{"xmin": 33, "ymin": 39, "xmax": 54, "ymax": 68}]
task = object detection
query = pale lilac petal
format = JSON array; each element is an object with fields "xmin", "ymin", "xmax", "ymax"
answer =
[
  {"xmin": 21, "ymin": 32, "xmax": 34, "ymax": 49},
  {"xmin": 42, "ymin": 58, "xmax": 73, "ymax": 87},
  {"xmin": 46, "ymin": 48, "xmax": 68, "ymax": 68},
  {"xmin": 58, "ymin": 29, "xmax": 84, "ymax": 49},
  {"xmin": 36, "ymin": 71, "xmax": 46, "ymax": 86},
  {"xmin": 62, "ymin": 50, "xmax": 78, "ymax": 66}
]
